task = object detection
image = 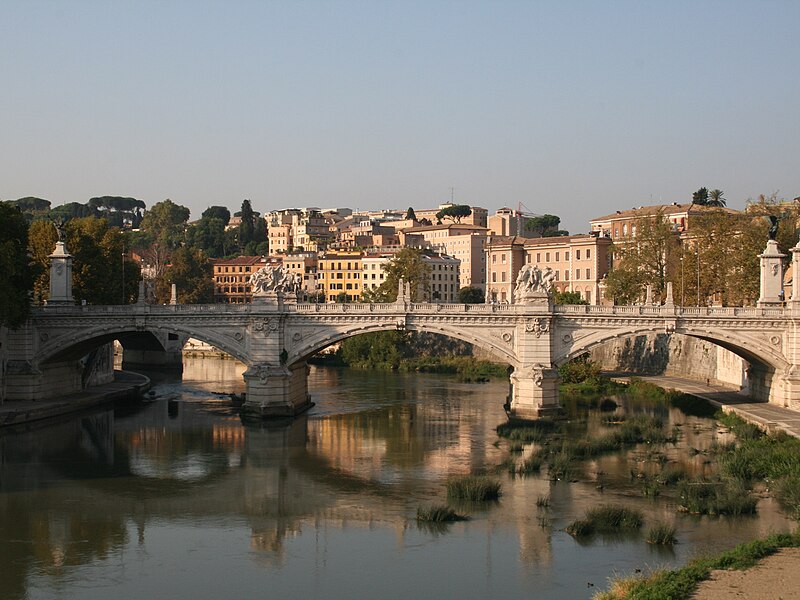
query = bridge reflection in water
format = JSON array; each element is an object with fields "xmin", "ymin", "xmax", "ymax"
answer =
[{"xmin": 1, "ymin": 359, "xmax": 796, "ymax": 599}]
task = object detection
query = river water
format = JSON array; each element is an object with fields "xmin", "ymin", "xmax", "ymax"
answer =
[{"xmin": 0, "ymin": 357, "xmax": 795, "ymax": 600}]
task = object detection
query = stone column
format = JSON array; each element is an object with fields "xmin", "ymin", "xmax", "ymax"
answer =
[
  {"xmin": 509, "ymin": 301, "xmax": 561, "ymax": 419},
  {"xmin": 757, "ymin": 239, "xmax": 786, "ymax": 307},
  {"xmin": 46, "ymin": 240, "xmax": 74, "ymax": 305},
  {"xmin": 791, "ymin": 245, "xmax": 800, "ymax": 307},
  {"xmin": 241, "ymin": 362, "xmax": 313, "ymax": 420}
]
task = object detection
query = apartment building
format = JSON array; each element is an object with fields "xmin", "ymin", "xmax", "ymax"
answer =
[
  {"xmin": 282, "ymin": 252, "xmax": 319, "ymax": 297},
  {"xmin": 361, "ymin": 251, "xmax": 460, "ymax": 302},
  {"xmin": 211, "ymin": 255, "xmax": 278, "ymax": 304},
  {"xmin": 412, "ymin": 203, "xmax": 488, "ymax": 228},
  {"xmin": 485, "ymin": 234, "xmax": 612, "ymax": 304},
  {"xmin": 399, "ymin": 223, "xmax": 488, "ymax": 291},
  {"xmin": 267, "ymin": 208, "xmax": 333, "ymax": 253},
  {"xmin": 317, "ymin": 251, "xmax": 364, "ymax": 302}
]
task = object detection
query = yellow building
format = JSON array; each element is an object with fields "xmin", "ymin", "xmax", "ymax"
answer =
[{"xmin": 317, "ymin": 251, "xmax": 364, "ymax": 302}]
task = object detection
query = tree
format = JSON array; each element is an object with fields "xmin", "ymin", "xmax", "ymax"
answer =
[
  {"xmin": 201, "ymin": 206, "xmax": 231, "ymax": 226},
  {"xmin": 89, "ymin": 196, "xmax": 146, "ymax": 227},
  {"xmin": 187, "ymin": 217, "xmax": 228, "ymax": 257},
  {"xmin": 692, "ymin": 187, "xmax": 709, "ymax": 205},
  {"xmin": 553, "ymin": 290, "xmax": 588, "ymax": 305},
  {"xmin": 707, "ymin": 189, "xmax": 726, "ymax": 208},
  {"xmin": 435, "ymin": 204, "xmax": 472, "ymax": 224},
  {"xmin": 525, "ymin": 214, "xmax": 567, "ymax": 237},
  {"xmin": 28, "ymin": 220, "xmax": 58, "ymax": 304},
  {"xmin": 239, "ymin": 199, "xmax": 256, "ymax": 247},
  {"xmin": 604, "ymin": 210, "xmax": 679, "ymax": 304},
  {"xmin": 65, "ymin": 217, "xmax": 140, "ymax": 304},
  {"xmin": 156, "ymin": 247, "xmax": 213, "ymax": 304},
  {"xmin": 139, "ymin": 199, "xmax": 191, "ymax": 248},
  {"xmin": 458, "ymin": 286, "xmax": 484, "ymax": 303},
  {"xmin": 405, "ymin": 207, "xmax": 417, "ymax": 221},
  {"xmin": 49, "ymin": 202, "xmax": 99, "ymax": 221},
  {"xmin": 0, "ymin": 203, "xmax": 34, "ymax": 327},
  {"xmin": 12, "ymin": 196, "xmax": 51, "ymax": 220},
  {"xmin": 361, "ymin": 248, "xmax": 431, "ymax": 302}
]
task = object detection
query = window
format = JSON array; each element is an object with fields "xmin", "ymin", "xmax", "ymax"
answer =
[
  {"xmin": 585, "ymin": 290, "xmax": 592, "ymax": 303},
  {"xmin": 492, "ymin": 254, "xmax": 496, "ymax": 263},
  {"xmin": 623, "ymin": 224, "xmax": 628, "ymax": 236},
  {"xmin": 536, "ymin": 253, "xmax": 541, "ymax": 262},
  {"xmin": 586, "ymin": 268, "xmax": 590, "ymax": 279},
  {"xmin": 492, "ymin": 272, "xmax": 496, "ymax": 283},
  {"xmin": 526, "ymin": 254, "xmax": 531, "ymax": 263},
  {"xmin": 576, "ymin": 269, "xmax": 581, "ymax": 280},
  {"xmin": 555, "ymin": 252, "xmax": 559, "ymax": 261},
  {"xmin": 565, "ymin": 270, "xmax": 569, "ymax": 281},
  {"xmin": 501, "ymin": 272, "xmax": 506, "ymax": 282},
  {"xmin": 576, "ymin": 250, "xmax": 581, "ymax": 260},
  {"xmin": 545, "ymin": 252, "xmax": 550, "ymax": 262},
  {"xmin": 565, "ymin": 251, "xmax": 570, "ymax": 261},
  {"xmin": 501, "ymin": 254, "xmax": 506, "ymax": 264}
]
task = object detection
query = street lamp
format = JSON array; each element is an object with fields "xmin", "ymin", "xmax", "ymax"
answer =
[
  {"xmin": 696, "ymin": 245, "xmax": 700, "ymax": 306},
  {"xmin": 680, "ymin": 253, "xmax": 685, "ymax": 306}
]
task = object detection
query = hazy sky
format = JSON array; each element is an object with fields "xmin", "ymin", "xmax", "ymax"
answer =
[{"xmin": 2, "ymin": 1, "xmax": 798, "ymax": 233}]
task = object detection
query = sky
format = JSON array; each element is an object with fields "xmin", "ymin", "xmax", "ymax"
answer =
[{"xmin": 1, "ymin": 1, "xmax": 798, "ymax": 233}]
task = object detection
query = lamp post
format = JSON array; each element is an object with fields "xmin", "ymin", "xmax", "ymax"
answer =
[
  {"xmin": 696, "ymin": 245, "xmax": 700, "ymax": 306},
  {"xmin": 680, "ymin": 254, "xmax": 685, "ymax": 306}
]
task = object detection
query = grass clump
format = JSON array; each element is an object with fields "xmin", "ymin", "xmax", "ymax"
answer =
[
  {"xmin": 567, "ymin": 504, "xmax": 643, "ymax": 538},
  {"xmin": 677, "ymin": 479, "xmax": 757, "ymax": 516},
  {"xmin": 536, "ymin": 495, "xmax": 550, "ymax": 508},
  {"xmin": 517, "ymin": 453, "xmax": 543, "ymax": 474},
  {"xmin": 594, "ymin": 531, "xmax": 800, "ymax": 600},
  {"xmin": 416, "ymin": 504, "xmax": 468, "ymax": 522},
  {"xmin": 446, "ymin": 476, "xmax": 502, "ymax": 501},
  {"xmin": 547, "ymin": 451, "xmax": 577, "ymax": 481},
  {"xmin": 646, "ymin": 522, "xmax": 677, "ymax": 545},
  {"xmin": 496, "ymin": 418, "xmax": 561, "ymax": 442}
]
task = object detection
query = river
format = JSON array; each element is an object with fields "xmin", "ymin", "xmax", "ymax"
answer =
[{"xmin": 0, "ymin": 357, "xmax": 794, "ymax": 599}]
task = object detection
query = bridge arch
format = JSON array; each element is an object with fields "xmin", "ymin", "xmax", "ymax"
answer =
[
  {"xmin": 558, "ymin": 324, "xmax": 788, "ymax": 373},
  {"xmin": 287, "ymin": 321, "xmax": 518, "ymax": 367},
  {"xmin": 36, "ymin": 323, "xmax": 250, "ymax": 367}
]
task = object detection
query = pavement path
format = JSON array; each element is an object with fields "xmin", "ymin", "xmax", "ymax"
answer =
[{"xmin": 610, "ymin": 373, "xmax": 800, "ymax": 439}]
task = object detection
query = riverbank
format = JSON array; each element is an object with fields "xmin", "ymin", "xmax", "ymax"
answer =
[
  {"xmin": 609, "ymin": 373, "xmax": 800, "ymax": 439},
  {"xmin": 0, "ymin": 370, "xmax": 150, "ymax": 428}
]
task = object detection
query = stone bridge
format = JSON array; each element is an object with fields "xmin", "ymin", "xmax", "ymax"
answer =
[{"xmin": 4, "ymin": 296, "xmax": 799, "ymax": 420}]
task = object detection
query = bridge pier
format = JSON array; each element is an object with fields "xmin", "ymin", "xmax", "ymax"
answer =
[
  {"xmin": 241, "ymin": 362, "xmax": 314, "ymax": 421},
  {"xmin": 509, "ymin": 365, "xmax": 561, "ymax": 419}
]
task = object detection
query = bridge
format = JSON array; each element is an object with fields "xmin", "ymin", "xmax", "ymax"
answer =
[
  {"xmin": 3, "ymin": 236, "xmax": 798, "ymax": 420},
  {"xmin": 3, "ymin": 295, "xmax": 798, "ymax": 420}
]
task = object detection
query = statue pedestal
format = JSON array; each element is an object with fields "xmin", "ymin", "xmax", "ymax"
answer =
[
  {"xmin": 252, "ymin": 291, "xmax": 284, "ymax": 307},
  {"xmin": 45, "ymin": 241, "xmax": 74, "ymax": 306},
  {"xmin": 757, "ymin": 239, "xmax": 786, "ymax": 307},
  {"xmin": 516, "ymin": 290, "xmax": 551, "ymax": 307}
]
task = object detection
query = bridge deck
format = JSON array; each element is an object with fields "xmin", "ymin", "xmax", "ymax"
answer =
[{"xmin": 611, "ymin": 374, "xmax": 800, "ymax": 439}]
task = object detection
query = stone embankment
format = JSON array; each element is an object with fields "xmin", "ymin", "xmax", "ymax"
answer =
[{"xmin": 0, "ymin": 370, "xmax": 149, "ymax": 428}]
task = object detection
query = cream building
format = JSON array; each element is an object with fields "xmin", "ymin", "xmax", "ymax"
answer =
[
  {"xmin": 361, "ymin": 251, "xmax": 460, "ymax": 302},
  {"xmin": 399, "ymin": 223, "xmax": 487, "ymax": 291},
  {"xmin": 485, "ymin": 234, "xmax": 612, "ymax": 305}
]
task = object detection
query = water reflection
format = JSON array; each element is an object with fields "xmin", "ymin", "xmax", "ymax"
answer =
[{"xmin": 0, "ymin": 357, "xmax": 795, "ymax": 600}]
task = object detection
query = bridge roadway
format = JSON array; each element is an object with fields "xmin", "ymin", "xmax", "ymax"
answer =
[{"xmin": 4, "ymin": 297, "xmax": 799, "ymax": 420}]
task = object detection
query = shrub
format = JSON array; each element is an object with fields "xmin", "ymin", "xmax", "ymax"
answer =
[
  {"xmin": 585, "ymin": 504, "xmax": 644, "ymax": 530},
  {"xmin": 677, "ymin": 479, "xmax": 757, "ymax": 516},
  {"xmin": 446, "ymin": 476, "xmax": 502, "ymax": 501},
  {"xmin": 558, "ymin": 354, "xmax": 601, "ymax": 384},
  {"xmin": 647, "ymin": 522, "xmax": 677, "ymax": 545},
  {"xmin": 416, "ymin": 505, "xmax": 468, "ymax": 522},
  {"xmin": 566, "ymin": 519, "xmax": 595, "ymax": 537},
  {"xmin": 517, "ymin": 453, "xmax": 543, "ymax": 474}
]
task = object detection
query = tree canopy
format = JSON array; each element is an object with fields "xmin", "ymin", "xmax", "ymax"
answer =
[
  {"xmin": 435, "ymin": 204, "xmax": 472, "ymax": 224},
  {"xmin": 202, "ymin": 205, "xmax": 231, "ymax": 226},
  {"xmin": 361, "ymin": 248, "xmax": 431, "ymax": 302},
  {"xmin": 405, "ymin": 207, "xmax": 417, "ymax": 220},
  {"xmin": 458, "ymin": 286, "xmax": 484, "ymax": 304},
  {"xmin": 692, "ymin": 187, "xmax": 709, "ymax": 205},
  {"xmin": 525, "ymin": 214, "xmax": 568, "ymax": 237},
  {"xmin": 0, "ymin": 203, "xmax": 34, "ymax": 327},
  {"xmin": 139, "ymin": 199, "xmax": 191, "ymax": 248},
  {"xmin": 155, "ymin": 247, "xmax": 213, "ymax": 304}
]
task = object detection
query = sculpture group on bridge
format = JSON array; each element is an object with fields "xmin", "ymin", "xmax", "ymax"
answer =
[
  {"xmin": 514, "ymin": 265, "xmax": 556, "ymax": 303},
  {"xmin": 249, "ymin": 266, "xmax": 302, "ymax": 296}
]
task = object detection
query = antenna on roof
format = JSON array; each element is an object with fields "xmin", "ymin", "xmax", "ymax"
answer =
[{"xmin": 449, "ymin": 187, "xmax": 455, "ymax": 204}]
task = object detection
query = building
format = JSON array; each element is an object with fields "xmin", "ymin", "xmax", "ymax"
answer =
[
  {"xmin": 487, "ymin": 207, "xmax": 540, "ymax": 238},
  {"xmin": 399, "ymin": 223, "xmax": 488, "ymax": 291},
  {"xmin": 484, "ymin": 234, "xmax": 612, "ymax": 304},
  {"xmin": 590, "ymin": 202, "xmax": 741, "ymax": 241},
  {"xmin": 317, "ymin": 251, "xmax": 364, "ymax": 302},
  {"xmin": 282, "ymin": 252, "xmax": 319, "ymax": 298},
  {"xmin": 267, "ymin": 208, "xmax": 333, "ymax": 253},
  {"xmin": 361, "ymin": 250, "xmax": 460, "ymax": 303},
  {"xmin": 211, "ymin": 255, "xmax": 279, "ymax": 304}
]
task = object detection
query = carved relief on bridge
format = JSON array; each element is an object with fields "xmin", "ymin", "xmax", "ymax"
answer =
[
  {"xmin": 525, "ymin": 317, "xmax": 550, "ymax": 338},
  {"xmin": 250, "ymin": 317, "xmax": 279, "ymax": 337}
]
